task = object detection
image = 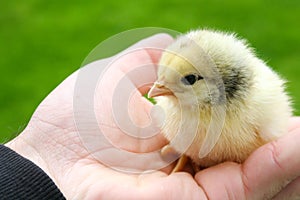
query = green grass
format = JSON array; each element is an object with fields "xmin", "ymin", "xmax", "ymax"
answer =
[{"xmin": 0, "ymin": 0, "xmax": 299, "ymax": 143}]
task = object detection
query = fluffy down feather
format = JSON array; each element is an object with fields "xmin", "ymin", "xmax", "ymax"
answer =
[{"xmin": 149, "ymin": 29, "xmax": 292, "ymax": 168}]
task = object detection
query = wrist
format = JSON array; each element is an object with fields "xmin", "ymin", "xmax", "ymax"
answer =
[{"xmin": 5, "ymin": 127, "xmax": 58, "ymax": 188}]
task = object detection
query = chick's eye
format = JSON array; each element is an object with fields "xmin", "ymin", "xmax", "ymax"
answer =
[{"xmin": 181, "ymin": 74, "xmax": 203, "ymax": 85}]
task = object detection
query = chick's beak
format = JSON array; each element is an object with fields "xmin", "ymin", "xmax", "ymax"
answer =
[{"xmin": 148, "ymin": 83, "xmax": 173, "ymax": 98}]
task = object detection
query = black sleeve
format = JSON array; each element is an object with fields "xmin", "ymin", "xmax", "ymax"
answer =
[{"xmin": 0, "ymin": 145, "xmax": 66, "ymax": 200}]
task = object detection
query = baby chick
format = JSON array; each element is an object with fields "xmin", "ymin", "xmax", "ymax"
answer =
[{"xmin": 148, "ymin": 29, "xmax": 292, "ymax": 171}]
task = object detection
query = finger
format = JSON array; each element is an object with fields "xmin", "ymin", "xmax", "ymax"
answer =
[
  {"xmin": 94, "ymin": 34, "xmax": 173, "ymax": 147},
  {"xmin": 241, "ymin": 127, "xmax": 300, "ymax": 199},
  {"xmin": 272, "ymin": 176, "xmax": 300, "ymax": 200},
  {"xmin": 135, "ymin": 172, "xmax": 207, "ymax": 199},
  {"xmin": 90, "ymin": 35, "xmax": 173, "ymax": 172},
  {"xmin": 195, "ymin": 128, "xmax": 300, "ymax": 199},
  {"xmin": 195, "ymin": 162, "xmax": 247, "ymax": 200}
]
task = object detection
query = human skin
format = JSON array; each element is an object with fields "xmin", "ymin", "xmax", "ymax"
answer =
[{"xmin": 5, "ymin": 34, "xmax": 300, "ymax": 200}]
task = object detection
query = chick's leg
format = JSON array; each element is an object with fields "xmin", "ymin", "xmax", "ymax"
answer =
[
  {"xmin": 161, "ymin": 145, "xmax": 188, "ymax": 173},
  {"xmin": 171, "ymin": 155, "xmax": 188, "ymax": 173}
]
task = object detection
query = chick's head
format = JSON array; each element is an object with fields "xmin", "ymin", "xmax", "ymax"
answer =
[
  {"xmin": 152, "ymin": 53, "xmax": 213, "ymax": 107},
  {"xmin": 149, "ymin": 29, "xmax": 255, "ymax": 108}
]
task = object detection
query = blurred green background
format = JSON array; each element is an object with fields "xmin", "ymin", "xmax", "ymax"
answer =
[{"xmin": 0, "ymin": 0, "xmax": 299, "ymax": 143}]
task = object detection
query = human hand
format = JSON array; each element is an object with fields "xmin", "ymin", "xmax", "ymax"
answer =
[
  {"xmin": 5, "ymin": 34, "xmax": 205, "ymax": 199},
  {"xmin": 5, "ymin": 33, "xmax": 300, "ymax": 199}
]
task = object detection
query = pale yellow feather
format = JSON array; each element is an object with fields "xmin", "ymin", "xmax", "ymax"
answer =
[{"xmin": 152, "ymin": 29, "xmax": 292, "ymax": 168}]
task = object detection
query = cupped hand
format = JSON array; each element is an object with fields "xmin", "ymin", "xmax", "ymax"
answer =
[{"xmin": 6, "ymin": 34, "xmax": 300, "ymax": 200}]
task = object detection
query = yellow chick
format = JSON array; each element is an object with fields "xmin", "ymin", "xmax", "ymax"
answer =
[{"xmin": 148, "ymin": 29, "xmax": 292, "ymax": 171}]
